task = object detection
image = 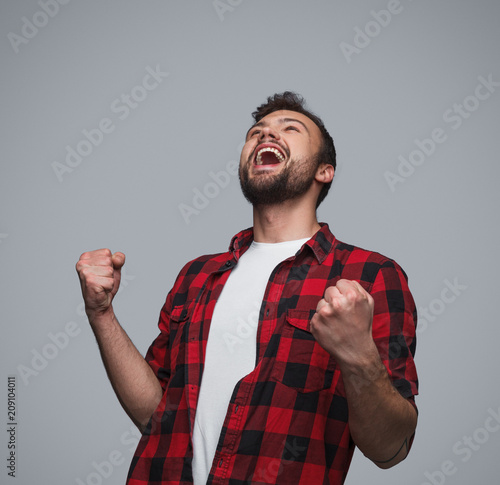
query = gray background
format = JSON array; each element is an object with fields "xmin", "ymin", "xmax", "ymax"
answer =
[{"xmin": 1, "ymin": 1, "xmax": 499, "ymax": 484}]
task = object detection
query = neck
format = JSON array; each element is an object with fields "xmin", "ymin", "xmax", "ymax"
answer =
[{"xmin": 252, "ymin": 198, "xmax": 321, "ymax": 243}]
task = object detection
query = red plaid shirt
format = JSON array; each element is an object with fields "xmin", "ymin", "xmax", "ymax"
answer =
[{"xmin": 127, "ymin": 223, "xmax": 418, "ymax": 485}]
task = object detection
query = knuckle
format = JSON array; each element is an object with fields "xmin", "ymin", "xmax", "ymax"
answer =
[
  {"xmin": 318, "ymin": 305, "xmax": 332, "ymax": 318},
  {"xmin": 330, "ymin": 297, "xmax": 342, "ymax": 310},
  {"xmin": 81, "ymin": 268, "xmax": 97, "ymax": 283}
]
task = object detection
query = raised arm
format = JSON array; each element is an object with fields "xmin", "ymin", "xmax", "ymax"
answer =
[
  {"xmin": 309, "ymin": 278, "xmax": 417, "ymax": 468},
  {"xmin": 76, "ymin": 249, "xmax": 163, "ymax": 431}
]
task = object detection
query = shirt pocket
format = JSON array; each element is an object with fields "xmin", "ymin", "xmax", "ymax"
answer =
[{"xmin": 270, "ymin": 309, "xmax": 337, "ymax": 393}]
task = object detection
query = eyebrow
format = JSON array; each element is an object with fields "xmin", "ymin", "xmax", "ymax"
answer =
[{"xmin": 246, "ymin": 117, "xmax": 310, "ymax": 138}]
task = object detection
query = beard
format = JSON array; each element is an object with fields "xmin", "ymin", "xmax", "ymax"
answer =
[{"xmin": 239, "ymin": 153, "xmax": 320, "ymax": 206}]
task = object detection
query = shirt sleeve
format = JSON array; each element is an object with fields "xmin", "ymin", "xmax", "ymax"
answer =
[
  {"xmin": 370, "ymin": 260, "xmax": 419, "ymax": 401},
  {"xmin": 144, "ymin": 288, "xmax": 176, "ymax": 393}
]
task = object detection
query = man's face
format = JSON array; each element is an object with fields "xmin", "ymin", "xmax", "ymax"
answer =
[{"xmin": 239, "ymin": 110, "xmax": 324, "ymax": 206}]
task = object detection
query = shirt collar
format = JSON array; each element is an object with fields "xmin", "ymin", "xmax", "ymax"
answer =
[{"xmin": 228, "ymin": 222, "xmax": 336, "ymax": 264}]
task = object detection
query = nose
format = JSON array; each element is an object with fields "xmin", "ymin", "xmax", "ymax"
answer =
[{"xmin": 259, "ymin": 124, "xmax": 280, "ymax": 141}]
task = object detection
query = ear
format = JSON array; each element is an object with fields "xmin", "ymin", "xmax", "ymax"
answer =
[{"xmin": 315, "ymin": 163, "xmax": 334, "ymax": 184}]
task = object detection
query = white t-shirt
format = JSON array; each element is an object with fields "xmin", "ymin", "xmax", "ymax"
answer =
[{"xmin": 192, "ymin": 237, "xmax": 310, "ymax": 484}]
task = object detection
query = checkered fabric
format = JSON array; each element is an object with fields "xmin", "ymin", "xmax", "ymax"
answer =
[{"xmin": 127, "ymin": 223, "xmax": 418, "ymax": 484}]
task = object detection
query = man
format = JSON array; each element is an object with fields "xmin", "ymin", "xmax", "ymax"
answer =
[{"xmin": 76, "ymin": 92, "xmax": 418, "ymax": 484}]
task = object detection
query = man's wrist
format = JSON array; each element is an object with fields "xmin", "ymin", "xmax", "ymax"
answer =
[
  {"xmin": 337, "ymin": 341, "xmax": 387, "ymax": 392},
  {"xmin": 86, "ymin": 305, "xmax": 117, "ymax": 330},
  {"xmin": 335, "ymin": 337, "xmax": 380, "ymax": 371}
]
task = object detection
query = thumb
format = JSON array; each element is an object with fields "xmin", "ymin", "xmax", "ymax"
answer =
[
  {"xmin": 110, "ymin": 252, "xmax": 125, "ymax": 297},
  {"xmin": 112, "ymin": 251, "xmax": 126, "ymax": 271}
]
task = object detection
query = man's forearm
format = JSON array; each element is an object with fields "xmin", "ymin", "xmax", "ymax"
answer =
[
  {"xmin": 341, "ymin": 342, "xmax": 417, "ymax": 468},
  {"xmin": 90, "ymin": 307, "xmax": 163, "ymax": 431}
]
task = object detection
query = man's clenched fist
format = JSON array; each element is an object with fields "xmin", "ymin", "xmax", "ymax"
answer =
[
  {"xmin": 76, "ymin": 249, "xmax": 125, "ymax": 320},
  {"xmin": 309, "ymin": 279, "xmax": 375, "ymax": 364}
]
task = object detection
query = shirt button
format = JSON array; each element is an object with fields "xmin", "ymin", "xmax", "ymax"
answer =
[
  {"xmin": 266, "ymin": 308, "xmax": 269, "ymax": 317},
  {"xmin": 235, "ymin": 405, "xmax": 239, "ymax": 413},
  {"xmin": 225, "ymin": 261, "xmax": 232, "ymax": 267},
  {"xmin": 218, "ymin": 459, "xmax": 223, "ymax": 467}
]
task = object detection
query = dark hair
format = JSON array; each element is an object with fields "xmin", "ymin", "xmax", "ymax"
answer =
[{"xmin": 252, "ymin": 91, "xmax": 336, "ymax": 208}]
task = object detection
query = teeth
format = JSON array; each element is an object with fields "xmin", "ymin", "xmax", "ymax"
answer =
[{"xmin": 255, "ymin": 147, "xmax": 285, "ymax": 165}]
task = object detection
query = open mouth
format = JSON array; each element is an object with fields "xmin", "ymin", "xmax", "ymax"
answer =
[{"xmin": 254, "ymin": 145, "xmax": 286, "ymax": 166}]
